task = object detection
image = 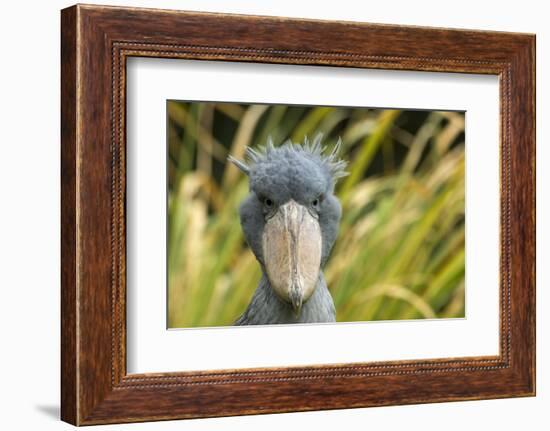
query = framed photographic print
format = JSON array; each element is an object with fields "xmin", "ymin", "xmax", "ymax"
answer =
[{"xmin": 61, "ymin": 4, "xmax": 536, "ymax": 425}]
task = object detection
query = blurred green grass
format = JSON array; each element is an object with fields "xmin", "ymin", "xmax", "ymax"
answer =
[{"xmin": 167, "ymin": 101, "xmax": 465, "ymax": 328}]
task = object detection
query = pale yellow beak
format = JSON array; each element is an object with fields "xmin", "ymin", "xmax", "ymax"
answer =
[{"xmin": 262, "ymin": 200, "xmax": 322, "ymax": 315}]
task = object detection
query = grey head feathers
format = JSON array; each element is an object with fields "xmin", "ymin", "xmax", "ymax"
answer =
[{"xmin": 228, "ymin": 134, "xmax": 348, "ymax": 187}]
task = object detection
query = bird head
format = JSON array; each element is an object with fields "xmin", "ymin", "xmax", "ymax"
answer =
[{"xmin": 229, "ymin": 134, "xmax": 347, "ymax": 316}]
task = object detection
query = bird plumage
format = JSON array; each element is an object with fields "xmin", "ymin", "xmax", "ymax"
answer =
[
  {"xmin": 229, "ymin": 134, "xmax": 347, "ymax": 325},
  {"xmin": 235, "ymin": 274, "xmax": 335, "ymax": 325}
]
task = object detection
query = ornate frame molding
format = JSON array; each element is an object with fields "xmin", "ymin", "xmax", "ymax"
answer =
[{"xmin": 61, "ymin": 5, "xmax": 535, "ymax": 425}]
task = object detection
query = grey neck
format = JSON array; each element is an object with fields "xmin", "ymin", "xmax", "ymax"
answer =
[{"xmin": 235, "ymin": 272, "xmax": 336, "ymax": 325}]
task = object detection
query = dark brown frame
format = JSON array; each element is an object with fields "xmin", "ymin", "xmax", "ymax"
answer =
[{"xmin": 61, "ymin": 4, "xmax": 536, "ymax": 426}]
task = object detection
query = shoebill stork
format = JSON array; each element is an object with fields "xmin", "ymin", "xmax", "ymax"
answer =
[{"xmin": 228, "ymin": 134, "xmax": 347, "ymax": 325}]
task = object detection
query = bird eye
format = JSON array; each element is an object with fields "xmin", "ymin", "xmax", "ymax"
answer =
[
  {"xmin": 312, "ymin": 194, "xmax": 323, "ymax": 208},
  {"xmin": 264, "ymin": 198, "xmax": 273, "ymax": 208}
]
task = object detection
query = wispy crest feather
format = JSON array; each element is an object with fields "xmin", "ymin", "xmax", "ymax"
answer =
[{"xmin": 228, "ymin": 133, "xmax": 348, "ymax": 183}]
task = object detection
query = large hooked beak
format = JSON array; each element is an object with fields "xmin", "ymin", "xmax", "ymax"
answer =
[{"xmin": 262, "ymin": 200, "xmax": 322, "ymax": 316}]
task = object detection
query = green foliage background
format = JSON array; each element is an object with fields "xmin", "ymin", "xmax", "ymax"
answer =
[{"xmin": 167, "ymin": 101, "xmax": 465, "ymax": 328}]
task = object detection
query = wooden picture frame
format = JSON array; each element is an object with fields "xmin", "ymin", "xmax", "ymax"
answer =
[{"xmin": 61, "ymin": 4, "xmax": 536, "ymax": 425}]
